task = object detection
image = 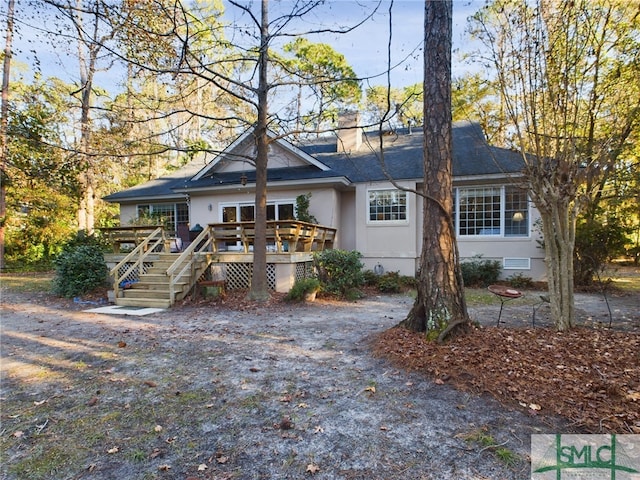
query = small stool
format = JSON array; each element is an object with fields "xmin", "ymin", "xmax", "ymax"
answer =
[{"xmin": 488, "ymin": 285, "xmax": 523, "ymax": 326}]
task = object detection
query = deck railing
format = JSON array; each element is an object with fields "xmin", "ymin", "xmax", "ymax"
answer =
[
  {"xmin": 100, "ymin": 225, "xmax": 167, "ymax": 253},
  {"xmin": 209, "ymin": 220, "xmax": 336, "ymax": 253}
]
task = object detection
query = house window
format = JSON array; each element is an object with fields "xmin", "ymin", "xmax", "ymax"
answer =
[
  {"xmin": 504, "ymin": 187, "xmax": 529, "ymax": 237},
  {"xmin": 222, "ymin": 200, "xmax": 295, "ymax": 223},
  {"xmin": 455, "ymin": 186, "xmax": 529, "ymax": 237},
  {"xmin": 136, "ymin": 203, "xmax": 188, "ymax": 232},
  {"xmin": 368, "ymin": 189, "xmax": 407, "ymax": 222}
]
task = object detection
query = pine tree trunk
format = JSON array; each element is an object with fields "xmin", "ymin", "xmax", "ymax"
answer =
[{"xmin": 400, "ymin": 0, "xmax": 470, "ymax": 342}]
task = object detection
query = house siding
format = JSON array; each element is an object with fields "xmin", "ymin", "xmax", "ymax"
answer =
[
  {"xmin": 354, "ymin": 181, "xmax": 420, "ymax": 276},
  {"xmin": 338, "ymin": 190, "xmax": 356, "ymax": 251}
]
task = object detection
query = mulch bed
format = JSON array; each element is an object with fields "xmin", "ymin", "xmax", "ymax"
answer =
[{"xmin": 371, "ymin": 325, "xmax": 640, "ymax": 434}]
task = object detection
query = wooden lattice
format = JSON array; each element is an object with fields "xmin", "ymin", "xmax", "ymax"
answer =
[
  {"xmin": 117, "ymin": 262, "xmax": 154, "ymax": 284},
  {"xmin": 295, "ymin": 261, "xmax": 314, "ymax": 281},
  {"xmin": 225, "ymin": 263, "xmax": 276, "ymax": 290}
]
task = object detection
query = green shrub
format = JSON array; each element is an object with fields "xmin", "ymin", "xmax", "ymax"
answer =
[
  {"xmin": 52, "ymin": 245, "xmax": 108, "ymax": 298},
  {"xmin": 295, "ymin": 193, "xmax": 318, "ymax": 224},
  {"xmin": 314, "ymin": 249, "xmax": 364, "ymax": 298},
  {"xmin": 285, "ymin": 277, "xmax": 321, "ymax": 301},
  {"xmin": 574, "ymin": 218, "xmax": 628, "ymax": 285},
  {"xmin": 67, "ymin": 230, "xmax": 110, "ymax": 251},
  {"xmin": 508, "ymin": 272, "xmax": 533, "ymax": 289},
  {"xmin": 363, "ymin": 269, "xmax": 379, "ymax": 286},
  {"xmin": 363, "ymin": 269, "xmax": 416, "ymax": 293},
  {"xmin": 460, "ymin": 255, "xmax": 501, "ymax": 287},
  {"xmin": 377, "ymin": 271, "xmax": 402, "ymax": 293}
]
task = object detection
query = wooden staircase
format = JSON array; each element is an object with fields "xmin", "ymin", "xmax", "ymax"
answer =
[
  {"xmin": 110, "ymin": 226, "xmax": 217, "ymax": 309},
  {"xmin": 116, "ymin": 253, "xmax": 192, "ymax": 308}
]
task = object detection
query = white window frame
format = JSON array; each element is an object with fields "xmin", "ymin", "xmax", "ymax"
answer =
[{"xmin": 367, "ymin": 188, "xmax": 409, "ymax": 224}]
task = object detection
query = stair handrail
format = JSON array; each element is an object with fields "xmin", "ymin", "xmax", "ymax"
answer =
[
  {"xmin": 110, "ymin": 226, "xmax": 166, "ymax": 298},
  {"xmin": 166, "ymin": 225, "xmax": 216, "ymax": 305}
]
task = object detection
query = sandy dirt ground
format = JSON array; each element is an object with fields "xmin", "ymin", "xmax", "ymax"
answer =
[{"xmin": 1, "ymin": 287, "xmax": 638, "ymax": 479}]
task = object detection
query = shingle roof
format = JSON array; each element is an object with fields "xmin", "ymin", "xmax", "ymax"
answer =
[
  {"xmin": 304, "ymin": 121, "xmax": 524, "ymax": 181},
  {"xmin": 104, "ymin": 121, "xmax": 524, "ymax": 202}
]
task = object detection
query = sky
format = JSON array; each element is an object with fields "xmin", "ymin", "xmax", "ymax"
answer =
[
  {"xmin": 6, "ymin": 0, "xmax": 484, "ymax": 94},
  {"xmin": 225, "ymin": 0, "xmax": 483, "ymax": 88},
  {"xmin": 297, "ymin": 0, "xmax": 483, "ymax": 87}
]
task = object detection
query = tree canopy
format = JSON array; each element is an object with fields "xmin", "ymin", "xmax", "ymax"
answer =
[{"xmin": 469, "ymin": 0, "xmax": 640, "ymax": 330}]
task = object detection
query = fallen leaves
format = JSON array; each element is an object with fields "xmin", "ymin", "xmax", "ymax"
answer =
[
  {"xmin": 149, "ymin": 448, "xmax": 163, "ymax": 459},
  {"xmin": 520, "ymin": 402, "xmax": 542, "ymax": 411},
  {"xmin": 627, "ymin": 391, "xmax": 640, "ymax": 401},
  {"xmin": 372, "ymin": 325, "xmax": 640, "ymax": 433},
  {"xmin": 306, "ymin": 463, "xmax": 320, "ymax": 474}
]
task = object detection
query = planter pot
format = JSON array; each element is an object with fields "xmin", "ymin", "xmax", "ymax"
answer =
[
  {"xmin": 199, "ymin": 280, "xmax": 225, "ymax": 299},
  {"xmin": 304, "ymin": 290, "xmax": 318, "ymax": 302}
]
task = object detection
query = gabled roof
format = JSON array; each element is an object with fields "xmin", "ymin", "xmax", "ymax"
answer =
[
  {"xmin": 191, "ymin": 128, "xmax": 330, "ymax": 181},
  {"xmin": 104, "ymin": 121, "xmax": 524, "ymax": 203}
]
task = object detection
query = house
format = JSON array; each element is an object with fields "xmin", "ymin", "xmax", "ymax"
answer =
[{"xmin": 104, "ymin": 115, "xmax": 545, "ymax": 294}]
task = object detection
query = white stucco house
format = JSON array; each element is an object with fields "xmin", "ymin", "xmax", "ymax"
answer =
[{"xmin": 104, "ymin": 116, "xmax": 545, "ymax": 284}]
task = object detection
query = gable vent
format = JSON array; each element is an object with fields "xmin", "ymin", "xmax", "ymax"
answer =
[{"xmin": 503, "ymin": 258, "xmax": 531, "ymax": 270}]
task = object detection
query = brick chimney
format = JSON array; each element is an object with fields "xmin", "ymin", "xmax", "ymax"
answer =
[{"xmin": 336, "ymin": 112, "xmax": 362, "ymax": 153}]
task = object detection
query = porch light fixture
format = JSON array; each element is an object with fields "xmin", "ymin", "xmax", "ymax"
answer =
[
  {"xmin": 240, "ymin": 173, "xmax": 248, "ymax": 186},
  {"xmin": 512, "ymin": 212, "xmax": 525, "ymax": 222}
]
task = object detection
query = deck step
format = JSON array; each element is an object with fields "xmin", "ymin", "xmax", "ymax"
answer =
[
  {"xmin": 115, "ymin": 297, "xmax": 172, "ymax": 309},
  {"xmin": 121, "ymin": 290, "xmax": 171, "ymax": 300}
]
